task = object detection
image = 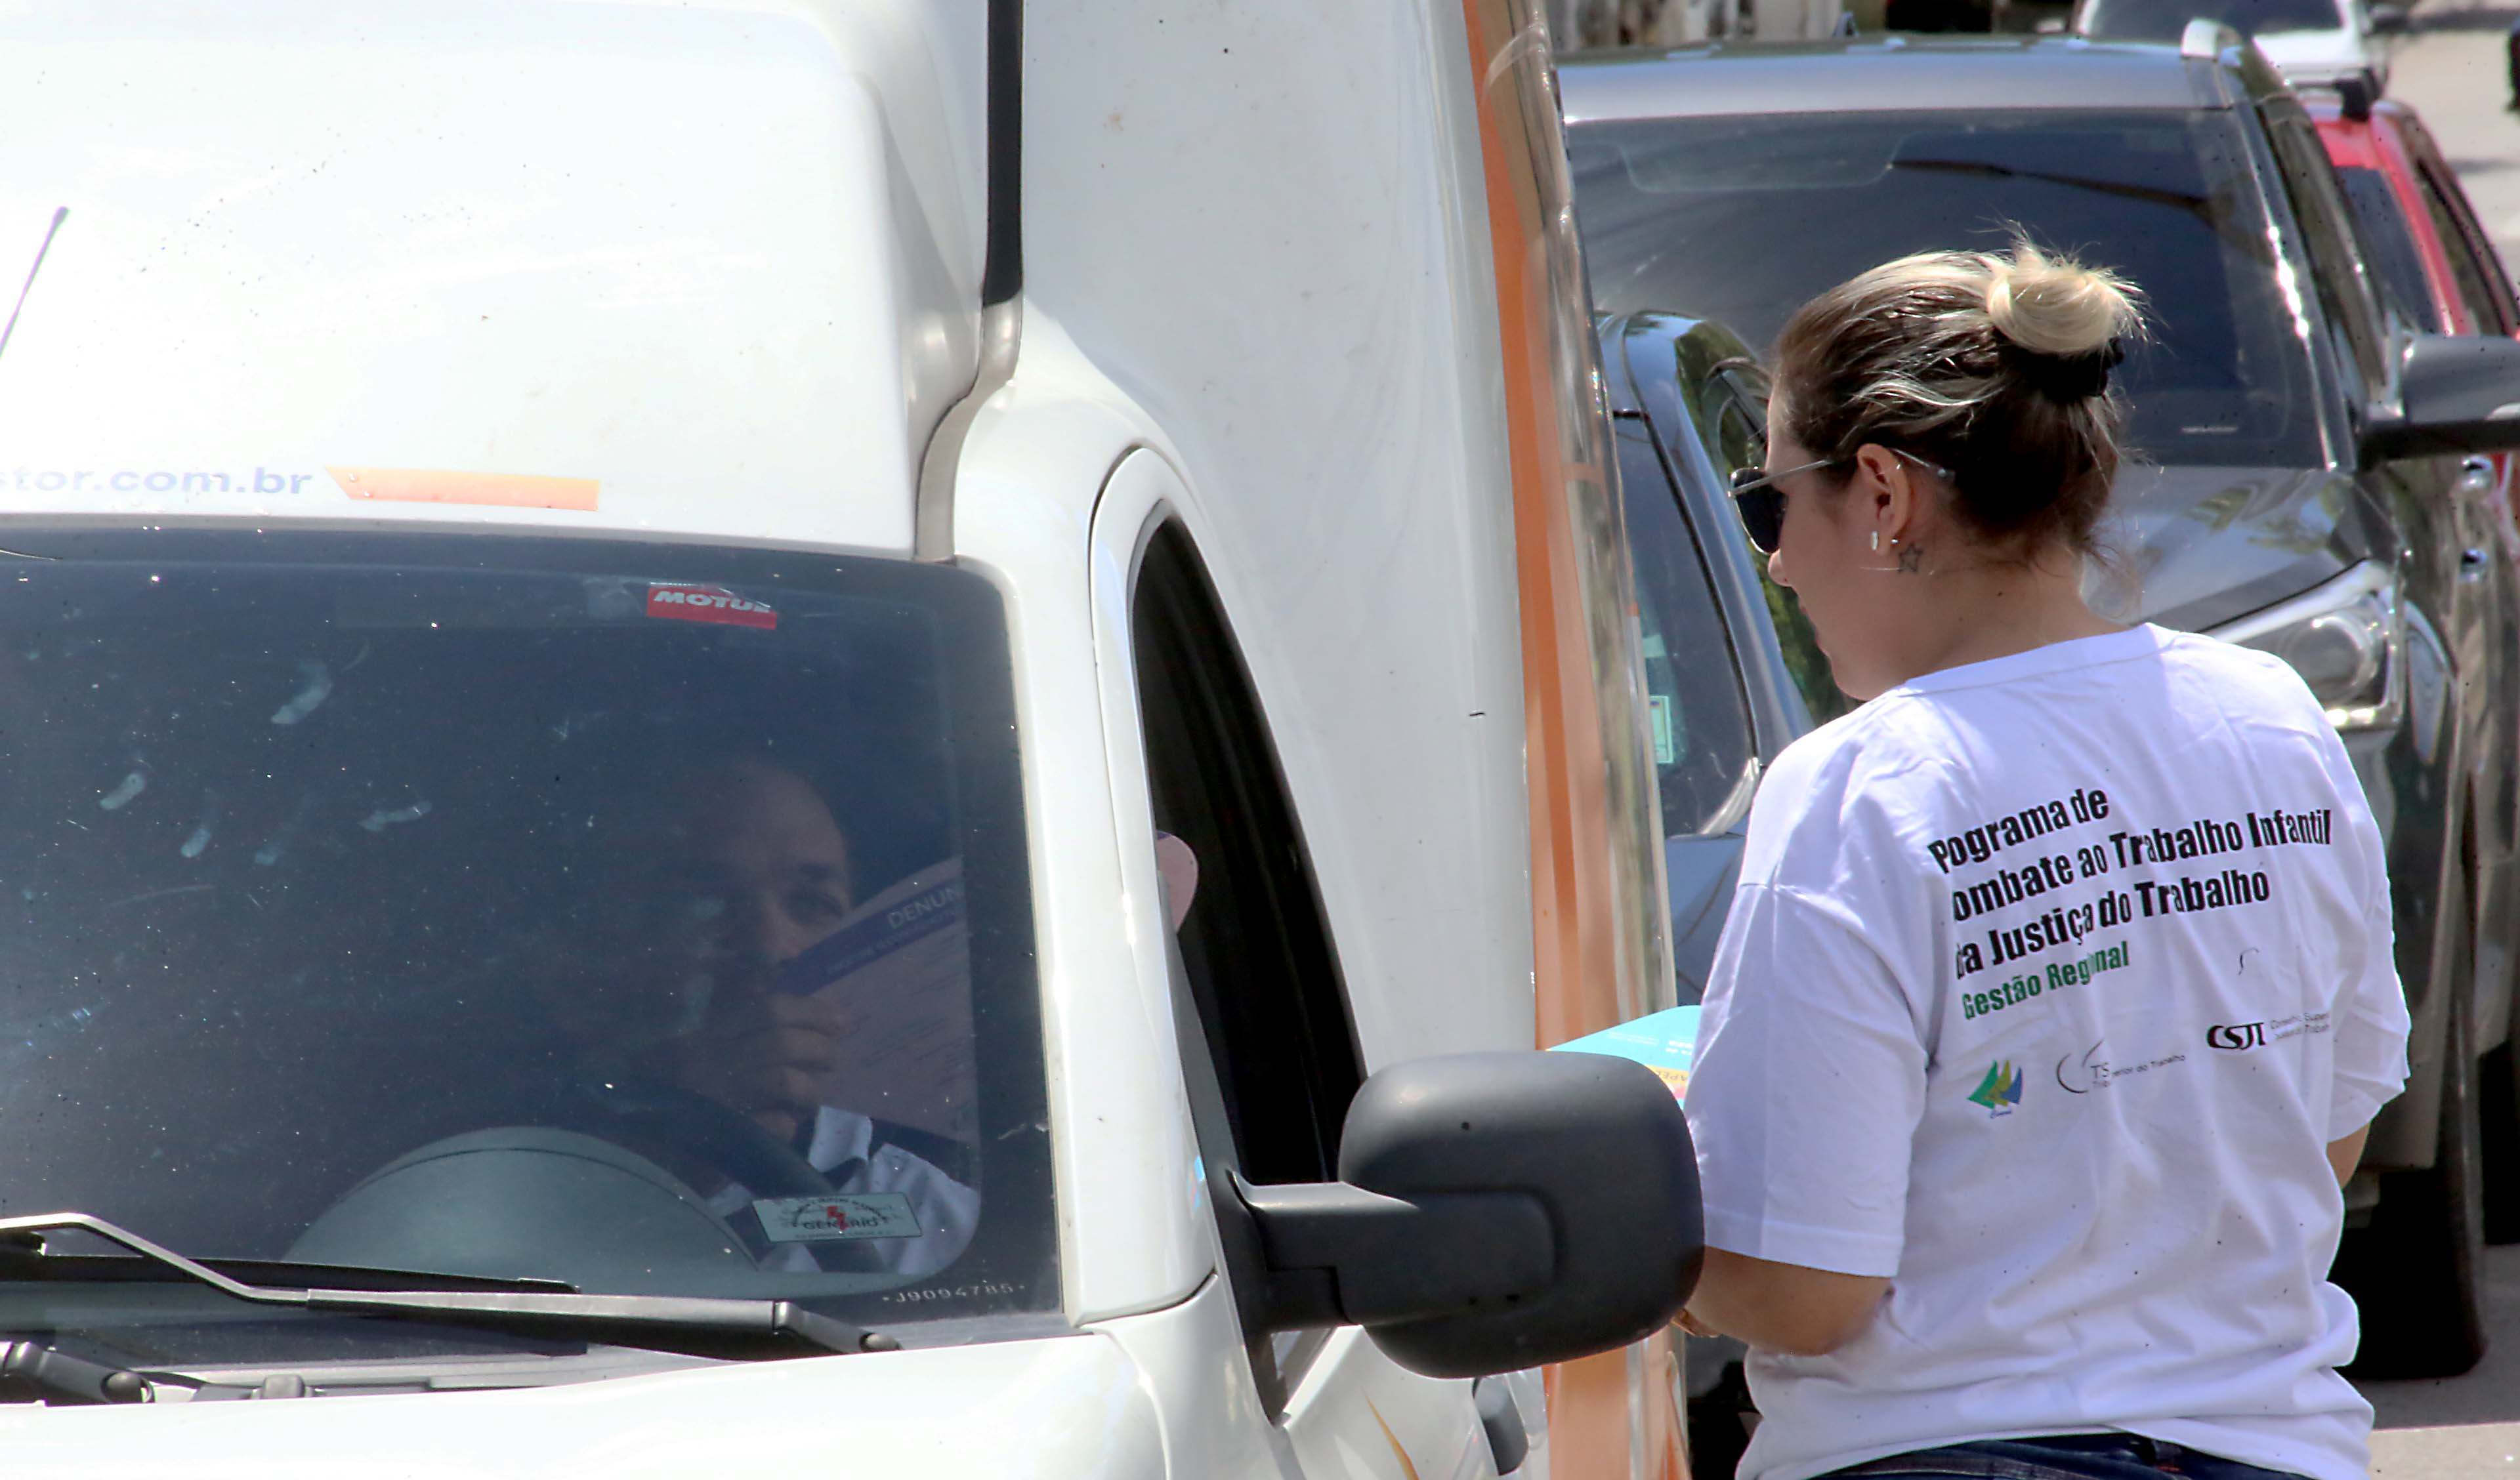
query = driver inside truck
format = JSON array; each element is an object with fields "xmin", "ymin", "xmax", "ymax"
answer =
[{"xmin": 530, "ymin": 754, "xmax": 978, "ymax": 1278}]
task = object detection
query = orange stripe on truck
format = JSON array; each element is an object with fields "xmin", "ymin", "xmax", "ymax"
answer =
[
  {"xmin": 1454, "ymin": 1, "xmax": 1688, "ymax": 1477},
  {"xmin": 328, "ymin": 466, "xmax": 599, "ymax": 511}
]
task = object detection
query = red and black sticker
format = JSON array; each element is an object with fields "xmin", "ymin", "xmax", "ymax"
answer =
[{"xmin": 645, "ymin": 583, "xmax": 777, "ymax": 630}]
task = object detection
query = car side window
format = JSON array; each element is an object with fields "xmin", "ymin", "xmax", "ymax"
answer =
[
  {"xmin": 1130, "ymin": 519, "xmax": 1365, "ymax": 1407},
  {"xmin": 2265, "ymin": 108, "xmax": 2393, "ymax": 392},
  {"xmin": 2415, "ymin": 161, "xmax": 2515, "ymax": 336},
  {"xmin": 2335, "ymin": 165, "xmax": 2443, "ymax": 335},
  {"xmin": 1614, "ymin": 409, "xmax": 1757, "ymax": 838},
  {"xmin": 1713, "ymin": 375, "xmax": 1852, "ymax": 727}
]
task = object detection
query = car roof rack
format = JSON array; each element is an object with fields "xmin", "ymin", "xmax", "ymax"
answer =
[
  {"xmin": 2298, "ymin": 74, "xmax": 2376, "ymax": 120},
  {"xmin": 2179, "ymin": 17, "xmax": 2244, "ymax": 58}
]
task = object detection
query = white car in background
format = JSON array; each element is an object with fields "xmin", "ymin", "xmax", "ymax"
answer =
[{"xmin": 2074, "ymin": 0, "xmax": 2406, "ymax": 91}]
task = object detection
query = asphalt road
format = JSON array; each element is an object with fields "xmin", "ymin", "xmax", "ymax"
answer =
[
  {"xmin": 2365, "ymin": 1246, "xmax": 2520, "ymax": 1473},
  {"xmin": 2364, "ymin": 13, "xmax": 2520, "ymax": 1471}
]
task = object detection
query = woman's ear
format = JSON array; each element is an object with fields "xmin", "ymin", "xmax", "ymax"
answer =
[{"xmin": 1852, "ymin": 445, "xmax": 1922, "ymax": 548}]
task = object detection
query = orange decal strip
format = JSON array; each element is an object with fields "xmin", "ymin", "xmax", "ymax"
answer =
[
  {"xmin": 327, "ymin": 466, "xmax": 598, "ymax": 512},
  {"xmin": 1455, "ymin": 0, "xmax": 1691, "ymax": 1473}
]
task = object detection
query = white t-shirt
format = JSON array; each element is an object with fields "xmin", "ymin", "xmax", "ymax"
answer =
[{"xmin": 1687, "ymin": 625, "xmax": 2410, "ymax": 1480}]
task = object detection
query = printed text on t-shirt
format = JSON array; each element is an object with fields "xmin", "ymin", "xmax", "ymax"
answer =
[{"xmin": 1939, "ymin": 789, "xmax": 2335, "ymax": 980}]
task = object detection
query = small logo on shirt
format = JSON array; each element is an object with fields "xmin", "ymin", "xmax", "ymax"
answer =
[
  {"xmin": 2055, "ymin": 1041, "xmax": 2110, "ymax": 1094},
  {"xmin": 2206, "ymin": 1012, "xmax": 2329, "ymax": 1052},
  {"xmin": 2206, "ymin": 1021, "xmax": 2267, "ymax": 1052},
  {"xmin": 1967, "ymin": 1059, "xmax": 2025, "ymax": 1117}
]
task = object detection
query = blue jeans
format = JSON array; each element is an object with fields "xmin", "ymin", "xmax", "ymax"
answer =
[{"xmin": 1824, "ymin": 1434, "xmax": 2312, "ymax": 1480}]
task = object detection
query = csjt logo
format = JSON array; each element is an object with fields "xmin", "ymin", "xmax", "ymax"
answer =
[{"xmin": 2207, "ymin": 1022, "xmax": 2268, "ymax": 1052}]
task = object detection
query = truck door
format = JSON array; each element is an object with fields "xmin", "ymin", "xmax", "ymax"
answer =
[{"xmin": 1099, "ymin": 451, "xmax": 1519, "ymax": 1479}]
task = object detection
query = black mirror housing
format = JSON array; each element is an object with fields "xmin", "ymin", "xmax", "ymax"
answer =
[
  {"xmin": 2366, "ymin": 2, "xmax": 2408, "ymax": 33},
  {"xmin": 1231, "ymin": 1049, "xmax": 1702, "ymax": 1379},
  {"xmin": 2362, "ymin": 333, "xmax": 2520, "ymax": 464}
]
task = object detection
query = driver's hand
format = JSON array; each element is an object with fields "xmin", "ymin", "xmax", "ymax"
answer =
[{"xmin": 663, "ymin": 988, "xmax": 853, "ymax": 1143}]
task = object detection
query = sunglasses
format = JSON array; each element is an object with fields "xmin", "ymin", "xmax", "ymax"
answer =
[{"xmin": 1726, "ymin": 449, "xmax": 1954, "ymax": 556}]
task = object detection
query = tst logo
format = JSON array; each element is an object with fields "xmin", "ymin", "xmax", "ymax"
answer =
[{"xmin": 2206, "ymin": 1022, "xmax": 2267, "ymax": 1052}]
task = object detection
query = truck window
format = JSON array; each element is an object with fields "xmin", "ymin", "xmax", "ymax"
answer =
[
  {"xmin": 1129, "ymin": 520, "xmax": 1366, "ymax": 1405},
  {"xmin": 1133, "ymin": 522, "xmax": 1362, "ymax": 1187},
  {"xmin": 0, "ymin": 528, "xmax": 1058, "ymax": 1369}
]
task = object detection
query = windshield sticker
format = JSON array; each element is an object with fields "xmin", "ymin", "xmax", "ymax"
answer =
[
  {"xmin": 754, "ymin": 1193, "xmax": 923, "ymax": 1244},
  {"xmin": 327, "ymin": 466, "xmax": 600, "ymax": 512},
  {"xmin": 646, "ymin": 583, "xmax": 777, "ymax": 631}
]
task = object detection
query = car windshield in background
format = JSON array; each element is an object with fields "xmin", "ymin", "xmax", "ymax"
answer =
[
  {"xmin": 1571, "ymin": 109, "xmax": 2324, "ymax": 469},
  {"xmin": 0, "ymin": 531, "xmax": 1050, "ymax": 1366},
  {"xmin": 2081, "ymin": 0, "xmax": 2342, "ymax": 37}
]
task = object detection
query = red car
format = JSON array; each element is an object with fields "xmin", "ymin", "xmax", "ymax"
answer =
[
  {"xmin": 2313, "ymin": 79, "xmax": 2520, "ymax": 1254},
  {"xmin": 2311, "ymin": 83, "xmax": 2519, "ymax": 340}
]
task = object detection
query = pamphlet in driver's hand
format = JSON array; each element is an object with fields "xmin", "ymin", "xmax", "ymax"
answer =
[
  {"xmin": 773, "ymin": 857, "xmax": 976, "ymax": 1145},
  {"xmin": 1549, "ymin": 1004, "xmax": 1700, "ymax": 1101}
]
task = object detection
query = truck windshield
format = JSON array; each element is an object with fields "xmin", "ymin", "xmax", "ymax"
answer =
[
  {"xmin": 1571, "ymin": 108, "xmax": 2324, "ymax": 470},
  {"xmin": 0, "ymin": 529, "xmax": 1053, "ymax": 1366}
]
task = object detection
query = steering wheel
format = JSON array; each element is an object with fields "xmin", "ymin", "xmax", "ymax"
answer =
[{"xmin": 549, "ymin": 1075, "xmax": 836, "ymax": 1201}]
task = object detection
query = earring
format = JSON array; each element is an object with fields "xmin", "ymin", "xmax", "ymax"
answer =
[{"xmin": 1871, "ymin": 532, "xmax": 1880, "ymax": 552}]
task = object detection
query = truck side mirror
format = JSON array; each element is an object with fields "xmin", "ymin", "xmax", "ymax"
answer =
[
  {"xmin": 1228, "ymin": 1050, "xmax": 1701, "ymax": 1379},
  {"xmin": 2361, "ymin": 333, "xmax": 2520, "ymax": 464},
  {"xmin": 2366, "ymin": 1, "xmax": 2408, "ymax": 33}
]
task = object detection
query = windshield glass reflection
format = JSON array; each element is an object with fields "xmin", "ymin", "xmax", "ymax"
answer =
[{"xmin": 0, "ymin": 530, "xmax": 1050, "ymax": 1362}]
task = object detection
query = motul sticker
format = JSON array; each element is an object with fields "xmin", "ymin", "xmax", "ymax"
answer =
[
  {"xmin": 646, "ymin": 583, "xmax": 776, "ymax": 630},
  {"xmin": 754, "ymin": 1193, "xmax": 922, "ymax": 1243}
]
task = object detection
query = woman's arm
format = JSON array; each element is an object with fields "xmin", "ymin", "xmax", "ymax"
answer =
[
  {"xmin": 1681, "ymin": 1247, "xmax": 1892, "ymax": 1357},
  {"xmin": 2326, "ymin": 1124, "xmax": 2369, "ymax": 1187}
]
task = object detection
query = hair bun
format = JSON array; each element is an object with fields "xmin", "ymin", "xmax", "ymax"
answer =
[{"xmin": 1983, "ymin": 241, "xmax": 2144, "ymax": 401}]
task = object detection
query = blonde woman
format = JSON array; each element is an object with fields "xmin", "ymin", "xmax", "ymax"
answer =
[{"xmin": 1679, "ymin": 243, "xmax": 2408, "ymax": 1480}]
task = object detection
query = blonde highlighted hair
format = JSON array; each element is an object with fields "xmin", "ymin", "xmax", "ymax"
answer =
[{"xmin": 1773, "ymin": 239, "xmax": 2147, "ymax": 555}]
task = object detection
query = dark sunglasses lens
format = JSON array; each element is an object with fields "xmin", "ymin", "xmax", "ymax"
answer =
[{"xmin": 1729, "ymin": 470, "xmax": 1783, "ymax": 555}]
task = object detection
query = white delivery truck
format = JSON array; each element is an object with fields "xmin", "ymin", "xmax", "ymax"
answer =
[{"xmin": 0, "ymin": 3, "xmax": 1701, "ymax": 1475}]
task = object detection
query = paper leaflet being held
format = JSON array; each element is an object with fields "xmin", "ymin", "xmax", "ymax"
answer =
[
  {"xmin": 772, "ymin": 858, "xmax": 976, "ymax": 1144},
  {"xmin": 1550, "ymin": 1004, "xmax": 1700, "ymax": 1101}
]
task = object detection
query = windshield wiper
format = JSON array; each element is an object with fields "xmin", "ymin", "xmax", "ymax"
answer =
[
  {"xmin": 0, "ymin": 1241, "xmax": 577, "ymax": 1296},
  {"xmin": 1, "ymin": 1338, "xmax": 148, "ymax": 1405},
  {"xmin": 0, "ymin": 1212, "xmax": 899, "ymax": 1360}
]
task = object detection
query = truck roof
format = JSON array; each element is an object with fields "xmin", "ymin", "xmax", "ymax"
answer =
[
  {"xmin": 0, "ymin": 3, "xmax": 986, "ymax": 552},
  {"xmin": 1559, "ymin": 36, "xmax": 2231, "ymax": 124}
]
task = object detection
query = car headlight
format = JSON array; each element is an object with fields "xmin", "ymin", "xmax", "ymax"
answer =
[{"xmin": 2212, "ymin": 561, "xmax": 2402, "ymax": 731}]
